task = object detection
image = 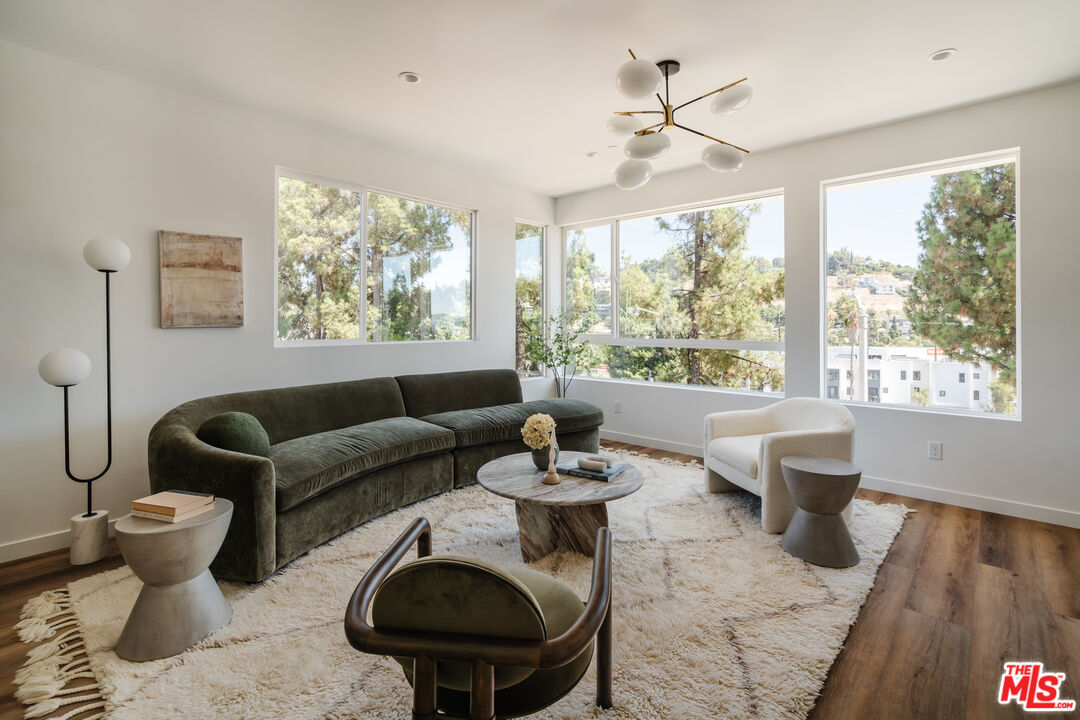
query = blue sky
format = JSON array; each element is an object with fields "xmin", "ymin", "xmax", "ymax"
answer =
[{"xmin": 826, "ymin": 174, "xmax": 933, "ymax": 266}]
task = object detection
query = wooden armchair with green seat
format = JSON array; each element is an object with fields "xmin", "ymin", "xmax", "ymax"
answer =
[{"xmin": 344, "ymin": 517, "xmax": 613, "ymax": 720}]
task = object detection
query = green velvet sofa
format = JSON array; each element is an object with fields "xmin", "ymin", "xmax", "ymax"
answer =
[{"xmin": 148, "ymin": 369, "xmax": 603, "ymax": 582}]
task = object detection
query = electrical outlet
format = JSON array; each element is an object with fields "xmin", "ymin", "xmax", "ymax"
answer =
[
  {"xmin": 614, "ymin": 400, "xmax": 622, "ymax": 414},
  {"xmin": 927, "ymin": 441, "xmax": 943, "ymax": 460}
]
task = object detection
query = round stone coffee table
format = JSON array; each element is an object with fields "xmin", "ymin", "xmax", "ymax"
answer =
[
  {"xmin": 780, "ymin": 457, "xmax": 861, "ymax": 568},
  {"xmin": 478, "ymin": 451, "xmax": 643, "ymax": 562},
  {"xmin": 114, "ymin": 499, "xmax": 233, "ymax": 662}
]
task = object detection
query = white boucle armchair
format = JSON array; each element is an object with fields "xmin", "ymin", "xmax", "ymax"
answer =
[{"xmin": 703, "ymin": 398, "xmax": 856, "ymax": 533}]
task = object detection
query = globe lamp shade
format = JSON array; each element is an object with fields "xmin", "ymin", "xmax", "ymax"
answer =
[
  {"xmin": 614, "ymin": 159, "xmax": 653, "ymax": 190},
  {"xmin": 710, "ymin": 84, "xmax": 753, "ymax": 115},
  {"xmin": 624, "ymin": 132, "xmax": 671, "ymax": 160},
  {"xmin": 615, "ymin": 58, "xmax": 663, "ymax": 99},
  {"xmin": 39, "ymin": 348, "xmax": 92, "ymax": 387},
  {"xmin": 605, "ymin": 114, "xmax": 644, "ymax": 136},
  {"xmin": 83, "ymin": 237, "xmax": 131, "ymax": 272},
  {"xmin": 701, "ymin": 143, "xmax": 745, "ymax": 173}
]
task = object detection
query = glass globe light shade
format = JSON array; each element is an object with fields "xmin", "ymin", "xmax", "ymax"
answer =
[
  {"xmin": 701, "ymin": 143, "xmax": 745, "ymax": 173},
  {"xmin": 38, "ymin": 348, "xmax": 92, "ymax": 387},
  {"xmin": 605, "ymin": 114, "xmax": 644, "ymax": 136},
  {"xmin": 615, "ymin": 59, "xmax": 663, "ymax": 99},
  {"xmin": 624, "ymin": 132, "xmax": 671, "ymax": 160},
  {"xmin": 83, "ymin": 237, "xmax": 130, "ymax": 272},
  {"xmin": 613, "ymin": 159, "xmax": 652, "ymax": 190},
  {"xmin": 710, "ymin": 84, "xmax": 754, "ymax": 115}
]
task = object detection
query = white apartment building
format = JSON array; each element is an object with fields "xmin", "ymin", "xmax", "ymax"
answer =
[{"xmin": 827, "ymin": 346, "xmax": 994, "ymax": 412}]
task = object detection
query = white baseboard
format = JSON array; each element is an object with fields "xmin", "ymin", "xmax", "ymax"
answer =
[
  {"xmin": 600, "ymin": 429, "xmax": 1080, "ymax": 529},
  {"xmin": 600, "ymin": 430, "xmax": 702, "ymax": 459},
  {"xmin": 0, "ymin": 519, "xmax": 118, "ymax": 565},
  {"xmin": 859, "ymin": 475, "xmax": 1080, "ymax": 529}
]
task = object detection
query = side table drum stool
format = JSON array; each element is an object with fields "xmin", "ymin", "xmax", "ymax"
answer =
[
  {"xmin": 114, "ymin": 499, "xmax": 233, "ymax": 661},
  {"xmin": 779, "ymin": 457, "xmax": 861, "ymax": 568}
]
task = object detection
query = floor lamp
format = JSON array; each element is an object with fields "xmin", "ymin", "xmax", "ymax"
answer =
[{"xmin": 38, "ymin": 237, "xmax": 129, "ymax": 565}]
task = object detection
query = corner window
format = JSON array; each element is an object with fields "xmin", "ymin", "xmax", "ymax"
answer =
[
  {"xmin": 276, "ymin": 171, "xmax": 474, "ymax": 344},
  {"xmin": 566, "ymin": 194, "xmax": 785, "ymax": 392},
  {"xmin": 515, "ymin": 222, "xmax": 545, "ymax": 377},
  {"xmin": 824, "ymin": 153, "xmax": 1017, "ymax": 415}
]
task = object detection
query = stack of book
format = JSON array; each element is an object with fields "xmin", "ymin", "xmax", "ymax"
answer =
[
  {"xmin": 131, "ymin": 490, "xmax": 215, "ymax": 523},
  {"xmin": 555, "ymin": 460, "xmax": 628, "ymax": 482}
]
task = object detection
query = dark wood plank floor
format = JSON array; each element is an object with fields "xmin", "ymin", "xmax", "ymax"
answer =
[{"xmin": 1, "ymin": 442, "xmax": 1076, "ymax": 720}]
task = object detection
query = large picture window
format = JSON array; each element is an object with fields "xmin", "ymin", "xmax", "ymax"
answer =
[
  {"xmin": 564, "ymin": 194, "xmax": 785, "ymax": 392},
  {"xmin": 515, "ymin": 222, "xmax": 544, "ymax": 376},
  {"xmin": 823, "ymin": 153, "xmax": 1018, "ymax": 415},
  {"xmin": 276, "ymin": 171, "xmax": 473, "ymax": 344}
]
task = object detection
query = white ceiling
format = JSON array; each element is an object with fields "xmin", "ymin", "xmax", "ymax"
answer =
[{"xmin": 2, "ymin": 0, "xmax": 1078, "ymax": 197}]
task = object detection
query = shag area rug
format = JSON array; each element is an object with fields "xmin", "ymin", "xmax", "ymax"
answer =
[{"xmin": 15, "ymin": 449, "xmax": 907, "ymax": 720}]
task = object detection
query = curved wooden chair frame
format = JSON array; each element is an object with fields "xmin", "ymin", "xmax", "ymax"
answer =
[{"xmin": 345, "ymin": 517, "xmax": 613, "ymax": 720}]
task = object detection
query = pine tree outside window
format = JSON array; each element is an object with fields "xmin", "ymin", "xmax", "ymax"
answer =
[
  {"xmin": 823, "ymin": 151, "xmax": 1018, "ymax": 416},
  {"xmin": 275, "ymin": 169, "xmax": 474, "ymax": 345},
  {"xmin": 563, "ymin": 194, "xmax": 785, "ymax": 392}
]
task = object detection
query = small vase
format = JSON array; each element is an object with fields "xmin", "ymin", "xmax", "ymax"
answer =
[{"xmin": 531, "ymin": 443, "xmax": 559, "ymax": 470}]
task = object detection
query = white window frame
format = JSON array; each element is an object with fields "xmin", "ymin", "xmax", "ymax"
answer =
[
  {"xmin": 561, "ymin": 190, "xmax": 786, "ymax": 392},
  {"xmin": 819, "ymin": 148, "xmax": 1021, "ymax": 419},
  {"xmin": 273, "ymin": 167, "xmax": 477, "ymax": 347}
]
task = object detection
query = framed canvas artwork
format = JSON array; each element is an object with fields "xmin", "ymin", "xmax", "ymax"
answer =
[{"xmin": 159, "ymin": 231, "xmax": 243, "ymax": 328}]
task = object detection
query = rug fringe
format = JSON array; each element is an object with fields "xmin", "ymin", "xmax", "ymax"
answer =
[
  {"xmin": 15, "ymin": 588, "xmax": 106, "ymax": 720},
  {"xmin": 601, "ymin": 444, "xmax": 703, "ymax": 469}
]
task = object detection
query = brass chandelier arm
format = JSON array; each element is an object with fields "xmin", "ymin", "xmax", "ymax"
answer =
[
  {"xmin": 628, "ymin": 48, "xmax": 636, "ymax": 59},
  {"xmin": 673, "ymin": 123, "xmax": 750, "ymax": 154},
  {"xmin": 614, "ymin": 111, "xmax": 664, "ymax": 116},
  {"xmin": 634, "ymin": 121, "xmax": 666, "ymax": 135},
  {"xmin": 673, "ymin": 77, "xmax": 749, "ymax": 112}
]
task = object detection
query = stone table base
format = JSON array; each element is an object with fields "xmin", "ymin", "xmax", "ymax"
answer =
[{"xmin": 515, "ymin": 501, "xmax": 609, "ymax": 562}]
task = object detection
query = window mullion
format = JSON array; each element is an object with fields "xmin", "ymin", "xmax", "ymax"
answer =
[{"xmin": 359, "ymin": 190, "xmax": 368, "ymax": 343}]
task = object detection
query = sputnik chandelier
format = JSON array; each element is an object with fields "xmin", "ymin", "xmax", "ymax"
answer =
[{"xmin": 607, "ymin": 49, "xmax": 753, "ymax": 190}]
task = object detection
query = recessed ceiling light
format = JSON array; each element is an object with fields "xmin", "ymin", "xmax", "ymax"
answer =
[
  {"xmin": 929, "ymin": 48, "xmax": 958, "ymax": 62},
  {"xmin": 398, "ymin": 71, "xmax": 422, "ymax": 84},
  {"xmin": 585, "ymin": 151, "xmax": 599, "ymax": 158},
  {"xmin": 607, "ymin": 145, "xmax": 618, "ymax": 150}
]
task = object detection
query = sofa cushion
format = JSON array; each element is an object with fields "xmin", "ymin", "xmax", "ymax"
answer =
[
  {"xmin": 271, "ymin": 417, "xmax": 455, "ymax": 511},
  {"xmin": 196, "ymin": 412, "xmax": 271, "ymax": 458},
  {"xmin": 420, "ymin": 399, "xmax": 604, "ymax": 449},
  {"xmin": 706, "ymin": 434, "xmax": 763, "ymax": 479},
  {"xmin": 396, "ymin": 369, "xmax": 523, "ymax": 418}
]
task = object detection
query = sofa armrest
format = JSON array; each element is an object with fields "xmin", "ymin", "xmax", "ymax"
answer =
[
  {"xmin": 759, "ymin": 427, "xmax": 854, "ymax": 488},
  {"xmin": 148, "ymin": 422, "xmax": 277, "ymax": 582},
  {"xmin": 703, "ymin": 407, "xmax": 773, "ymax": 445}
]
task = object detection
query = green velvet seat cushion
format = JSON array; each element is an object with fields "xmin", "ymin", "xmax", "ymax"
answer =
[
  {"xmin": 373, "ymin": 555, "xmax": 547, "ymax": 691},
  {"xmin": 424, "ymin": 565, "xmax": 594, "ymax": 719},
  {"xmin": 420, "ymin": 399, "xmax": 604, "ymax": 449},
  {"xmin": 270, "ymin": 417, "xmax": 455, "ymax": 511},
  {"xmin": 196, "ymin": 411, "xmax": 271, "ymax": 458}
]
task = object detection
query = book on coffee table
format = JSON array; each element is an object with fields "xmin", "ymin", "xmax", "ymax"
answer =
[
  {"xmin": 555, "ymin": 461, "xmax": 627, "ymax": 482},
  {"xmin": 132, "ymin": 490, "xmax": 214, "ymax": 517}
]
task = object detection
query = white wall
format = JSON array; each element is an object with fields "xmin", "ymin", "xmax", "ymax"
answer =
[
  {"xmin": 556, "ymin": 82, "xmax": 1080, "ymax": 528},
  {"xmin": 0, "ymin": 42, "xmax": 554, "ymax": 560}
]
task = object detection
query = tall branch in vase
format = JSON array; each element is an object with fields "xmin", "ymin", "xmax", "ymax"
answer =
[{"xmin": 522, "ymin": 312, "xmax": 591, "ymax": 398}]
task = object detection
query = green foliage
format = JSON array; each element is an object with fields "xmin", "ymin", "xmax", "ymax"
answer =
[
  {"xmin": 522, "ymin": 313, "xmax": 591, "ymax": 397},
  {"xmin": 828, "ymin": 247, "xmax": 915, "ymax": 279},
  {"xmin": 904, "ymin": 164, "xmax": 1016, "ymax": 380},
  {"xmin": 515, "ymin": 224, "xmax": 544, "ymax": 376},
  {"xmin": 989, "ymin": 374, "xmax": 1017, "ymax": 414},
  {"xmin": 276, "ymin": 178, "xmax": 364, "ymax": 340},
  {"xmin": 276, "ymin": 178, "xmax": 471, "ymax": 342},
  {"xmin": 564, "ymin": 231, "xmax": 609, "ymax": 333},
  {"xmin": 567, "ymin": 206, "xmax": 785, "ymax": 391},
  {"xmin": 910, "ymin": 388, "xmax": 930, "ymax": 407}
]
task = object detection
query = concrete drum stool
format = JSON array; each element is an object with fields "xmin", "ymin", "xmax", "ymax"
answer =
[
  {"xmin": 114, "ymin": 499, "xmax": 233, "ymax": 661},
  {"xmin": 779, "ymin": 457, "xmax": 861, "ymax": 568}
]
